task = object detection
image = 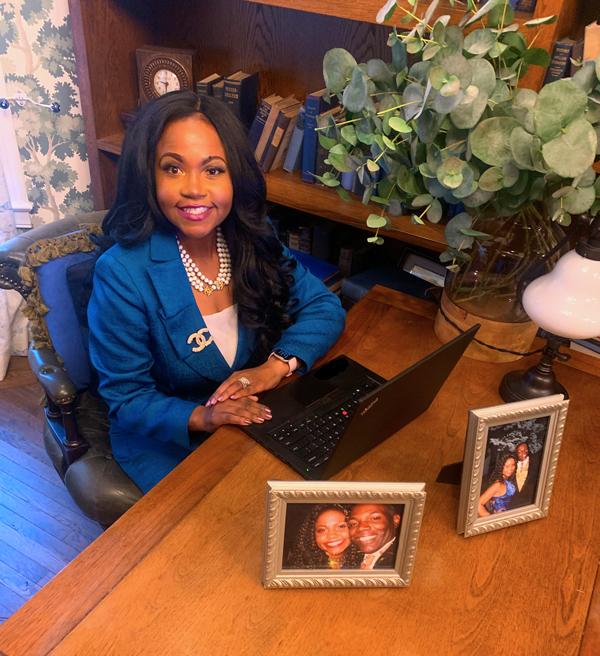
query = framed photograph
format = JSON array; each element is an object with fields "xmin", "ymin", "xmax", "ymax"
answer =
[
  {"xmin": 457, "ymin": 394, "xmax": 569, "ymax": 538},
  {"xmin": 263, "ymin": 481, "xmax": 426, "ymax": 588}
]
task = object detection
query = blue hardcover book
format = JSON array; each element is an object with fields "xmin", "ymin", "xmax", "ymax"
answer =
[
  {"xmin": 301, "ymin": 89, "xmax": 332, "ymax": 183},
  {"xmin": 282, "ymin": 106, "xmax": 305, "ymax": 173},
  {"xmin": 514, "ymin": 0, "xmax": 536, "ymax": 11},
  {"xmin": 341, "ymin": 171, "xmax": 356, "ymax": 191},
  {"xmin": 544, "ymin": 38, "xmax": 576, "ymax": 84},
  {"xmin": 247, "ymin": 94, "xmax": 280, "ymax": 151},
  {"xmin": 289, "ymin": 248, "xmax": 340, "ymax": 286}
]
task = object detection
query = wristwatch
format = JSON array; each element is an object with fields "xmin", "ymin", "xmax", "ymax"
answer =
[{"xmin": 269, "ymin": 348, "xmax": 299, "ymax": 377}]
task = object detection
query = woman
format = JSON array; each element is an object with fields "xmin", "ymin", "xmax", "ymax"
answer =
[
  {"xmin": 478, "ymin": 453, "xmax": 518, "ymax": 517},
  {"xmin": 87, "ymin": 91, "xmax": 345, "ymax": 493},
  {"xmin": 287, "ymin": 505, "xmax": 361, "ymax": 569}
]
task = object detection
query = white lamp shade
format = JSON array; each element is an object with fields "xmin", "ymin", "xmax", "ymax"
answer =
[{"xmin": 522, "ymin": 249, "xmax": 600, "ymax": 339}]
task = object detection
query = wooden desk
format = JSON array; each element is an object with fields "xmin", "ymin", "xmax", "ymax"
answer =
[{"xmin": 0, "ymin": 287, "xmax": 598, "ymax": 655}]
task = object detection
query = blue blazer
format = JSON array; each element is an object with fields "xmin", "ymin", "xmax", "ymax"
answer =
[{"xmin": 88, "ymin": 229, "xmax": 345, "ymax": 492}]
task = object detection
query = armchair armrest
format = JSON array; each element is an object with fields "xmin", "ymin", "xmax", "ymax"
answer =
[
  {"xmin": 28, "ymin": 347, "xmax": 77, "ymax": 405},
  {"xmin": 29, "ymin": 346, "xmax": 90, "ymax": 464}
]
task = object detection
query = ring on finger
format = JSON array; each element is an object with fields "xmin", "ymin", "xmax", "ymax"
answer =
[{"xmin": 238, "ymin": 376, "xmax": 251, "ymax": 390}]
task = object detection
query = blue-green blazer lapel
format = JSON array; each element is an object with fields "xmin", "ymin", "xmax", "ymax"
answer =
[{"xmin": 146, "ymin": 230, "xmax": 232, "ymax": 381}]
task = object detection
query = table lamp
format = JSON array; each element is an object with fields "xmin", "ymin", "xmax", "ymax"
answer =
[{"xmin": 499, "ymin": 218, "xmax": 600, "ymax": 402}]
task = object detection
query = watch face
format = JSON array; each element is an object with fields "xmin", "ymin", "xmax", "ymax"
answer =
[{"xmin": 153, "ymin": 69, "xmax": 181, "ymax": 95}]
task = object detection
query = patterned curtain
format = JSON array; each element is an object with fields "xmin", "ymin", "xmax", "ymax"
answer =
[
  {"xmin": 0, "ymin": 0, "xmax": 94, "ymax": 378},
  {"xmin": 0, "ymin": 167, "xmax": 28, "ymax": 380}
]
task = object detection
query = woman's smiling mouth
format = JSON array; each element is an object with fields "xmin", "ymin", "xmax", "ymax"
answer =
[{"xmin": 176, "ymin": 205, "xmax": 212, "ymax": 221}]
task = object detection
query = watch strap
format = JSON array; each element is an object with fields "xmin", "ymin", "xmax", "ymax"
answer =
[{"xmin": 269, "ymin": 351, "xmax": 298, "ymax": 377}]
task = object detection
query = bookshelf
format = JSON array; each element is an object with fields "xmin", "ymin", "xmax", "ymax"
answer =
[{"xmin": 71, "ymin": 0, "xmax": 584, "ymax": 252}]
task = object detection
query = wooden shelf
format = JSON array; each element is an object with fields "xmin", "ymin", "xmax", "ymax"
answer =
[
  {"xmin": 95, "ymin": 131, "xmax": 446, "ymax": 251},
  {"xmin": 245, "ymin": 0, "xmax": 532, "ymax": 28},
  {"xmin": 266, "ymin": 169, "xmax": 446, "ymax": 251},
  {"xmin": 96, "ymin": 133, "xmax": 124, "ymax": 156}
]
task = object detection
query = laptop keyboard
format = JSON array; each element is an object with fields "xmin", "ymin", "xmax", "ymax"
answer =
[{"xmin": 268, "ymin": 379, "xmax": 378, "ymax": 470}]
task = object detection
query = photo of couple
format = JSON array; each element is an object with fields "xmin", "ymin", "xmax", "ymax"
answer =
[
  {"xmin": 477, "ymin": 416, "xmax": 548, "ymax": 517},
  {"xmin": 282, "ymin": 502, "xmax": 403, "ymax": 571}
]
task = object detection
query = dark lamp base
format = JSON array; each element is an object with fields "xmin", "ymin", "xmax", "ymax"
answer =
[
  {"xmin": 499, "ymin": 332, "xmax": 570, "ymax": 403},
  {"xmin": 499, "ymin": 369, "xmax": 568, "ymax": 402}
]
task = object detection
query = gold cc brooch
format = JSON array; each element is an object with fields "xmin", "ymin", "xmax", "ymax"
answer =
[{"xmin": 187, "ymin": 328, "xmax": 214, "ymax": 353}]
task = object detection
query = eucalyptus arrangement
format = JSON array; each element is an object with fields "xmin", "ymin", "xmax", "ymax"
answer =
[{"xmin": 318, "ymin": 0, "xmax": 600, "ymax": 279}]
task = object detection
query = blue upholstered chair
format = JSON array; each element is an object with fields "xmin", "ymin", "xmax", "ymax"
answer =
[{"xmin": 0, "ymin": 212, "xmax": 142, "ymax": 527}]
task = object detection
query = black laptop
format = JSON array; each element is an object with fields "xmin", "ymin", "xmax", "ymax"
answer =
[{"xmin": 243, "ymin": 325, "xmax": 479, "ymax": 479}]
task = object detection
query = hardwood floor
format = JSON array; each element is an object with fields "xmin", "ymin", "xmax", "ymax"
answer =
[{"xmin": 0, "ymin": 356, "xmax": 102, "ymax": 623}]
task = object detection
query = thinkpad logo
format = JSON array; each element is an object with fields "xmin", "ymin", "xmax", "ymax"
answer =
[{"xmin": 360, "ymin": 397, "xmax": 380, "ymax": 416}]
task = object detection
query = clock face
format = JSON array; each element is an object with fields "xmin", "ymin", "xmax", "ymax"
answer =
[
  {"xmin": 138, "ymin": 53, "xmax": 192, "ymax": 102},
  {"xmin": 153, "ymin": 69, "xmax": 181, "ymax": 95}
]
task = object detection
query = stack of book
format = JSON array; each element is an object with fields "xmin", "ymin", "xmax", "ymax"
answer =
[
  {"xmin": 248, "ymin": 95, "xmax": 303, "ymax": 173},
  {"xmin": 197, "ymin": 70, "xmax": 258, "ymax": 128},
  {"xmin": 544, "ymin": 38, "xmax": 584, "ymax": 83},
  {"xmin": 247, "ymin": 87, "xmax": 339, "ymax": 178}
]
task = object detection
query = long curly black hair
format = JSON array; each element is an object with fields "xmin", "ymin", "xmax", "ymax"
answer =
[
  {"xmin": 489, "ymin": 452, "xmax": 518, "ymax": 485},
  {"xmin": 102, "ymin": 91, "xmax": 296, "ymax": 362},
  {"xmin": 286, "ymin": 504, "xmax": 363, "ymax": 569}
]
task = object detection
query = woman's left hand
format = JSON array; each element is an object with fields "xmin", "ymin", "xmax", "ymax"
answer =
[{"xmin": 206, "ymin": 358, "xmax": 290, "ymax": 406}]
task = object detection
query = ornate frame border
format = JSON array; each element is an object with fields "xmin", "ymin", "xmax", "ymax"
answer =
[
  {"xmin": 263, "ymin": 481, "xmax": 426, "ymax": 588},
  {"xmin": 457, "ymin": 394, "xmax": 569, "ymax": 538}
]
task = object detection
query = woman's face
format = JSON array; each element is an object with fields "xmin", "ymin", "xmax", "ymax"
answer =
[
  {"xmin": 154, "ymin": 114, "xmax": 233, "ymax": 246},
  {"xmin": 503, "ymin": 457, "xmax": 517, "ymax": 479},
  {"xmin": 314, "ymin": 509, "xmax": 351, "ymax": 556}
]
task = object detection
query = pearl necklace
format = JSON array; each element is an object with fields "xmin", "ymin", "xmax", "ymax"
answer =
[{"xmin": 176, "ymin": 228, "xmax": 231, "ymax": 296}]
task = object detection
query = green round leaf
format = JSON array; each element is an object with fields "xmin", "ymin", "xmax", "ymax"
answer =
[
  {"xmin": 470, "ymin": 117, "xmax": 520, "ymax": 166},
  {"xmin": 336, "ymin": 187, "xmax": 350, "ymax": 202},
  {"xmin": 464, "ymin": 28, "xmax": 496, "ymax": 56},
  {"xmin": 562, "ymin": 185, "xmax": 596, "ymax": 214},
  {"xmin": 469, "ymin": 58, "xmax": 497, "ymax": 97},
  {"xmin": 318, "ymin": 134, "xmax": 337, "ymax": 150},
  {"xmin": 478, "ymin": 167, "xmax": 504, "ymax": 192},
  {"xmin": 542, "ymin": 118, "xmax": 598, "ymax": 178},
  {"xmin": 342, "ymin": 67, "xmax": 368, "ymax": 113},
  {"xmin": 389, "ymin": 116, "xmax": 412, "ymax": 133},
  {"xmin": 412, "ymin": 193, "xmax": 433, "ymax": 207},
  {"xmin": 437, "ymin": 156, "xmax": 465, "ymax": 189},
  {"xmin": 382, "ymin": 135, "xmax": 396, "ymax": 150},
  {"xmin": 523, "ymin": 48, "xmax": 551, "ymax": 68},
  {"xmin": 502, "ymin": 162, "xmax": 519, "ymax": 187},
  {"xmin": 524, "ymin": 15, "xmax": 558, "ymax": 27},
  {"xmin": 367, "ymin": 235, "xmax": 385, "ymax": 245},
  {"xmin": 328, "ymin": 153, "xmax": 355, "ymax": 173},
  {"xmin": 366, "ymin": 213, "xmax": 388, "ymax": 229},
  {"xmin": 445, "ymin": 212, "xmax": 474, "ymax": 250},
  {"xmin": 340, "ymin": 125, "xmax": 357, "ymax": 146},
  {"xmin": 461, "ymin": 187, "xmax": 495, "ymax": 208},
  {"xmin": 450, "ymin": 91, "xmax": 488, "ymax": 129},
  {"xmin": 427, "ymin": 199, "xmax": 443, "ymax": 223},
  {"xmin": 323, "ymin": 48, "xmax": 357, "ymax": 93},
  {"xmin": 534, "ymin": 79, "xmax": 588, "ymax": 142},
  {"xmin": 367, "ymin": 58, "xmax": 393, "ymax": 84},
  {"xmin": 429, "ymin": 65, "xmax": 447, "ymax": 90},
  {"xmin": 440, "ymin": 76, "xmax": 461, "ymax": 97}
]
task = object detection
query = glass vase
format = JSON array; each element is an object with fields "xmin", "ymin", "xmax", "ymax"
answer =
[{"xmin": 444, "ymin": 205, "xmax": 564, "ymax": 324}]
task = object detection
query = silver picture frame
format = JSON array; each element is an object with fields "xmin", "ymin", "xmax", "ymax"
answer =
[
  {"xmin": 457, "ymin": 394, "xmax": 569, "ymax": 538},
  {"xmin": 263, "ymin": 480, "xmax": 426, "ymax": 588}
]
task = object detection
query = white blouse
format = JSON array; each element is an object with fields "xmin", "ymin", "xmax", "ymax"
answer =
[{"xmin": 203, "ymin": 304, "xmax": 238, "ymax": 368}]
